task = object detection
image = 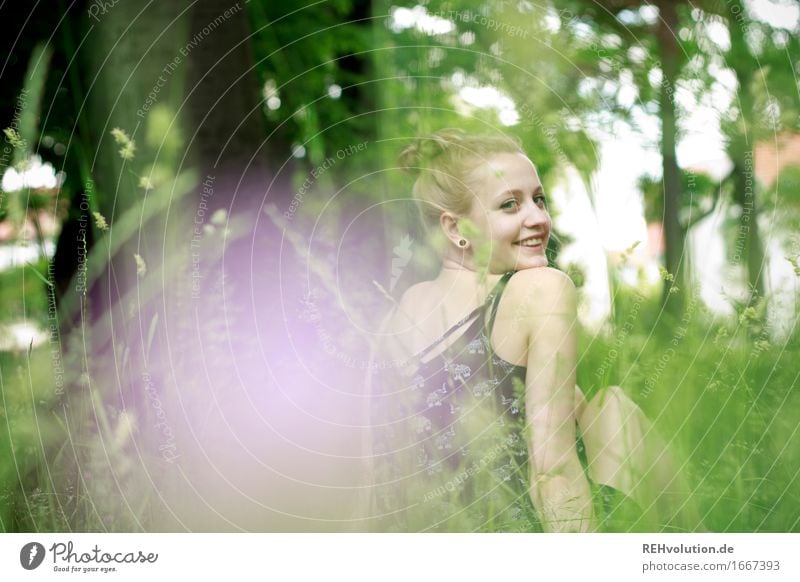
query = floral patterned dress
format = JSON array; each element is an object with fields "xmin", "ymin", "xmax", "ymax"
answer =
[
  {"xmin": 369, "ymin": 271, "xmax": 543, "ymax": 532},
  {"xmin": 368, "ymin": 271, "xmax": 643, "ymax": 532}
]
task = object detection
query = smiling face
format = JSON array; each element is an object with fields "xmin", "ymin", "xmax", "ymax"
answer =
[{"xmin": 465, "ymin": 152, "xmax": 552, "ymax": 273}]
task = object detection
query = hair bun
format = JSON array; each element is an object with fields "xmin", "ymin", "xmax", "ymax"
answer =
[{"xmin": 398, "ymin": 128, "xmax": 469, "ymax": 174}]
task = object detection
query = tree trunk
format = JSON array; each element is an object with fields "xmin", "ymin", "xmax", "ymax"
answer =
[
  {"xmin": 727, "ymin": 0, "xmax": 766, "ymax": 302},
  {"xmin": 183, "ymin": 0, "xmax": 272, "ymax": 209},
  {"xmin": 657, "ymin": 0, "xmax": 685, "ymax": 310},
  {"xmin": 729, "ymin": 143, "xmax": 764, "ymax": 301}
]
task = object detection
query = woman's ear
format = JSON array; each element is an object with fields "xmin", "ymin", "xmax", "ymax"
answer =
[{"xmin": 439, "ymin": 212, "xmax": 461, "ymax": 246}]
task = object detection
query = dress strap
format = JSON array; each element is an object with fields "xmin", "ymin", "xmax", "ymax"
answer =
[
  {"xmin": 411, "ymin": 271, "xmax": 516, "ymax": 361},
  {"xmin": 410, "ymin": 305, "xmax": 483, "ymax": 361},
  {"xmin": 486, "ymin": 270, "xmax": 516, "ymax": 335}
]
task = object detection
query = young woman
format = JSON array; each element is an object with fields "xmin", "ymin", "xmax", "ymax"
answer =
[{"xmin": 363, "ymin": 129, "xmax": 697, "ymax": 533}]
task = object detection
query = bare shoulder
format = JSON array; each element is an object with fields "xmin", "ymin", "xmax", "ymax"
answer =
[
  {"xmin": 504, "ymin": 267, "xmax": 577, "ymax": 315},
  {"xmin": 379, "ymin": 281, "xmax": 431, "ymax": 358},
  {"xmin": 508, "ymin": 266, "xmax": 576, "ymax": 293},
  {"xmin": 392, "ymin": 281, "xmax": 429, "ymax": 326},
  {"xmin": 400, "ymin": 280, "xmax": 431, "ymax": 306}
]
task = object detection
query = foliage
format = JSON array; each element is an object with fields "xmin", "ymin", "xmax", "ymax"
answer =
[{"xmin": 578, "ymin": 279, "xmax": 800, "ymax": 531}]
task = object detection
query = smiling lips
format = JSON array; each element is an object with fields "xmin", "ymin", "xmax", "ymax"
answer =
[{"xmin": 515, "ymin": 235, "xmax": 545, "ymax": 248}]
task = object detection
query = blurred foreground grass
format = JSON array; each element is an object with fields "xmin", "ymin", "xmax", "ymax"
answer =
[{"xmin": 1, "ymin": 255, "xmax": 799, "ymax": 531}]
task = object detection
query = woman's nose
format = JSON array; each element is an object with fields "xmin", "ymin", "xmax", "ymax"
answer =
[{"xmin": 523, "ymin": 202, "xmax": 548, "ymax": 227}]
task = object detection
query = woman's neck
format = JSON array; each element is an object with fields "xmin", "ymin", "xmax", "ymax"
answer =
[{"xmin": 437, "ymin": 258, "xmax": 503, "ymax": 283}]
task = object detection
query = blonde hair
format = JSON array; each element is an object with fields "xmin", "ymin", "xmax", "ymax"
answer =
[{"xmin": 398, "ymin": 128, "xmax": 523, "ymax": 242}]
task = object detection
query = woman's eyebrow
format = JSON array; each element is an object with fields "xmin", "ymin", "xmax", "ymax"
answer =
[{"xmin": 495, "ymin": 186, "xmax": 544, "ymax": 198}]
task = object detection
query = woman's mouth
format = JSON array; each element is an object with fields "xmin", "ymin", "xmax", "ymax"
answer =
[{"xmin": 514, "ymin": 236, "xmax": 545, "ymax": 249}]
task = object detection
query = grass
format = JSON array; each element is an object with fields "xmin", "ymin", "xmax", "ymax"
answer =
[{"xmin": 577, "ymin": 283, "xmax": 800, "ymax": 532}]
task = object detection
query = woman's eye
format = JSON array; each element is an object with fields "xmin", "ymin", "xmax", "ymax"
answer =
[
  {"xmin": 534, "ymin": 195, "xmax": 547, "ymax": 208},
  {"xmin": 501, "ymin": 199, "xmax": 519, "ymax": 210}
]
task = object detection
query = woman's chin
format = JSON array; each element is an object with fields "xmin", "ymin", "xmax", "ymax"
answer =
[
  {"xmin": 511, "ymin": 245, "xmax": 549, "ymax": 269},
  {"xmin": 516, "ymin": 256, "xmax": 549, "ymax": 269},
  {"xmin": 489, "ymin": 254, "xmax": 549, "ymax": 272}
]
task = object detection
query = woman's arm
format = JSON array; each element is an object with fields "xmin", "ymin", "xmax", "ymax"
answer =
[{"xmin": 515, "ymin": 268, "xmax": 597, "ymax": 532}]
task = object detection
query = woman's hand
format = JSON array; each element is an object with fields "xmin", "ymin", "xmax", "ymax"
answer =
[{"xmin": 512, "ymin": 268, "xmax": 597, "ymax": 532}]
